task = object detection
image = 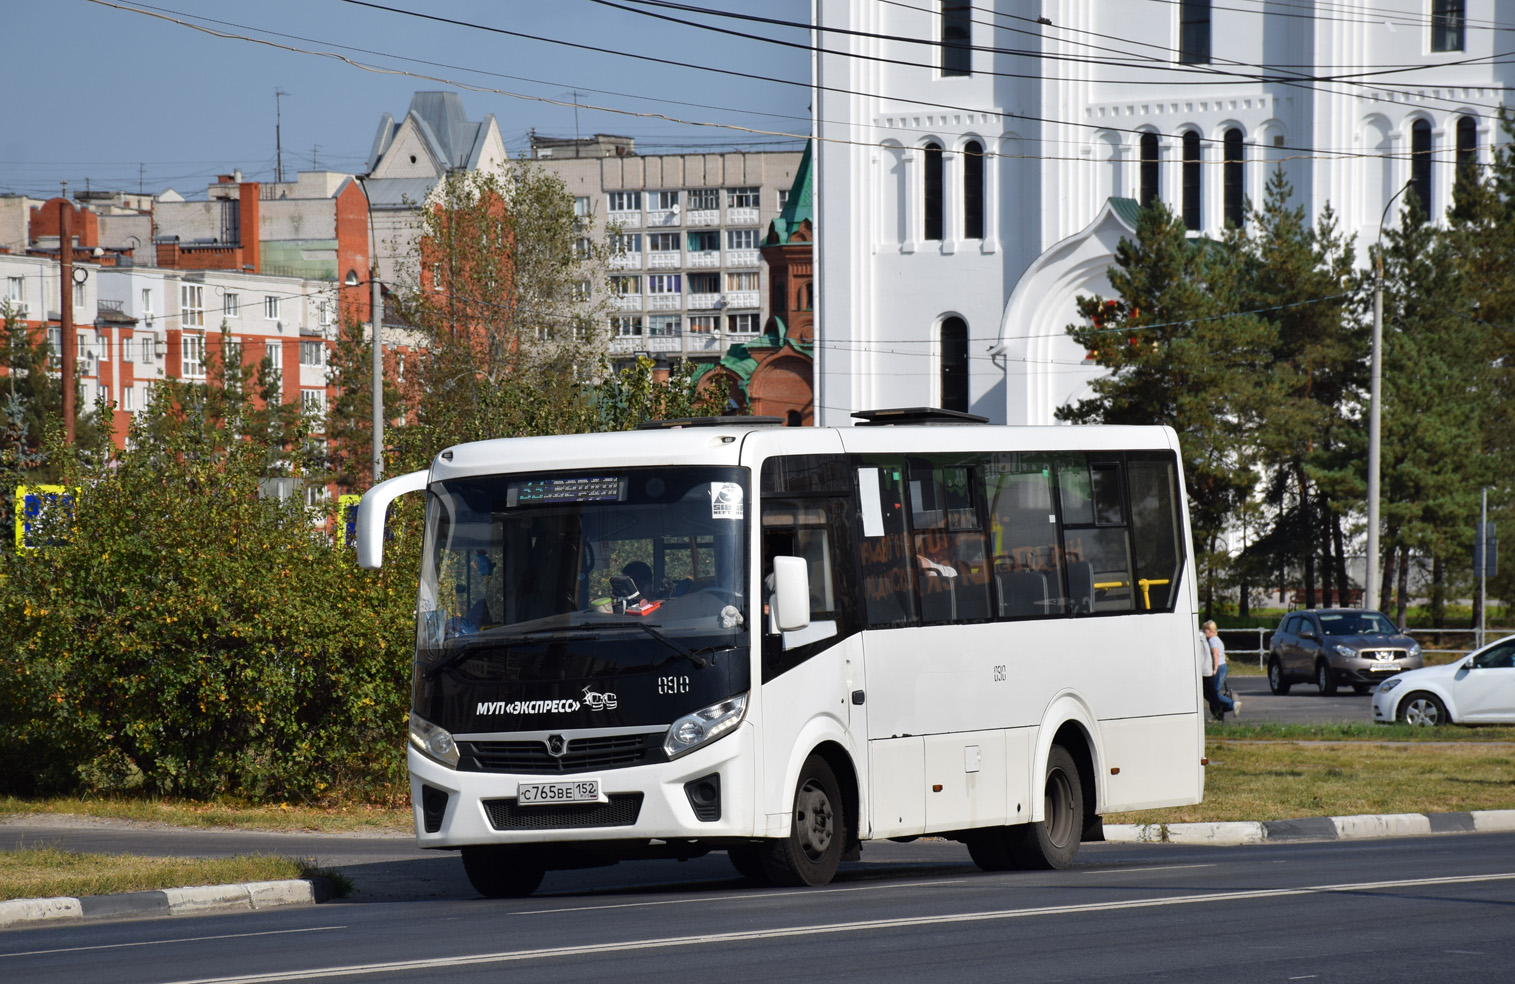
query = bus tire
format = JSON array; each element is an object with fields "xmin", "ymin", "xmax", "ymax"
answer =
[
  {"xmin": 764, "ymin": 755, "xmax": 844, "ymax": 887},
  {"xmin": 727, "ymin": 846, "xmax": 770, "ymax": 883},
  {"xmin": 460, "ymin": 845, "xmax": 546, "ymax": 898},
  {"xmin": 1011, "ymin": 745, "xmax": 1084, "ymax": 870}
]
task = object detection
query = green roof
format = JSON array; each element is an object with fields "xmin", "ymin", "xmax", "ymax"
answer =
[
  {"xmin": 766, "ymin": 140, "xmax": 813, "ymax": 245},
  {"xmin": 1107, "ymin": 197, "xmax": 1142, "ymax": 229}
]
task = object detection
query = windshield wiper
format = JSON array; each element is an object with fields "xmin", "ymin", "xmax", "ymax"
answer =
[
  {"xmin": 577, "ymin": 619, "xmax": 709, "ymax": 669},
  {"xmin": 424, "ymin": 629, "xmax": 570, "ymax": 679}
]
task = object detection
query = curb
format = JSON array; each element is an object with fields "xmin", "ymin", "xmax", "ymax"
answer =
[
  {"xmin": 0, "ymin": 877, "xmax": 335, "ymax": 931},
  {"xmin": 1104, "ymin": 808, "xmax": 1515, "ymax": 845}
]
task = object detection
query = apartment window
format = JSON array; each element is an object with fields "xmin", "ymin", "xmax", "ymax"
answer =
[
  {"xmin": 941, "ymin": 1, "xmax": 971, "ymax": 76},
  {"xmin": 650, "ymin": 190, "xmax": 679, "ymax": 211},
  {"xmin": 1140, "ymin": 133, "xmax": 1160, "ymax": 207},
  {"xmin": 318, "ymin": 300, "xmax": 334, "ymax": 328},
  {"xmin": 608, "ymin": 191, "xmax": 642, "ymax": 212},
  {"xmin": 299, "ymin": 340, "xmax": 325, "ymax": 366},
  {"xmin": 1410, "ymin": 119, "xmax": 1433, "ymax": 220},
  {"xmin": 99, "ymin": 335, "xmax": 110, "ymax": 362},
  {"xmin": 727, "ymin": 313, "xmax": 759, "ymax": 334},
  {"xmin": 1432, "ymin": 0, "xmax": 1465, "ymax": 52},
  {"xmin": 727, "ymin": 187, "xmax": 759, "ymax": 208},
  {"xmin": 649, "ymin": 232, "xmax": 680, "ymax": 252},
  {"xmin": 573, "ymin": 196, "xmax": 592, "ymax": 218},
  {"xmin": 687, "ymin": 188, "xmax": 720, "ymax": 210},
  {"xmin": 264, "ymin": 340, "xmax": 282, "ymax": 369},
  {"xmin": 181, "ymin": 334, "xmax": 205, "ymax": 378},
  {"xmin": 647, "ymin": 314, "xmax": 681, "ymax": 336},
  {"xmin": 181, "ymin": 284, "xmax": 204, "ymax": 327},
  {"xmin": 123, "ymin": 385, "xmax": 135, "ymax": 412},
  {"xmin": 573, "ymin": 281, "xmax": 592, "ymax": 302},
  {"xmin": 963, "ymin": 140, "xmax": 985, "ymax": 240},
  {"xmin": 612, "ymin": 232, "xmax": 642, "ymax": 254},
  {"xmin": 611, "ymin": 275, "xmax": 642, "ymax": 295},
  {"xmin": 224, "ymin": 339, "xmax": 242, "ymax": 368},
  {"xmin": 224, "ymin": 292, "xmax": 240, "ymax": 317},
  {"xmin": 1182, "ymin": 131, "xmax": 1202, "ymax": 231},
  {"xmin": 5, "ymin": 277, "xmax": 24, "ymax": 317},
  {"xmin": 74, "ymin": 282, "xmax": 85, "ymax": 308},
  {"xmin": 264, "ymin": 295, "xmax": 280, "ymax": 320},
  {"xmin": 613, "ymin": 315, "xmax": 644, "ymax": 336},
  {"xmin": 1223, "ymin": 128, "xmax": 1245, "ymax": 228},
  {"xmin": 141, "ymin": 288, "xmax": 154, "ymax": 326},
  {"xmin": 689, "ymin": 314, "xmax": 718, "ymax": 333},
  {"xmin": 99, "ymin": 384, "xmax": 110, "ymax": 406},
  {"xmin": 924, "ymin": 142, "xmax": 944, "ymax": 241},
  {"xmin": 138, "ymin": 335, "xmax": 155, "ymax": 364},
  {"xmin": 726, "ymin": 271, "xmax": 759, "ymax": 292},
  {"xmin": 777, "ymin": 189, "xmax": 790, "ymax": 211},
  {"xmin": 48, "ymin": 327, "xmax": 62, "ymax": 367},
  {"xmin": 1179, "ymin": 0, "xmax": 1211, "ymax": 64},
  {"xmin": 121, "ymin": 335, "xmax": 134, "ymax": 363},
  {"xmin": 688, "ymin": 230, "xmax": 720, "ymax": 252},
  {"xmin": 726, "ymin": 228, "xmax": 758, "ymax": 250},
  {"xmin": 301, "ymin": 388, "xmax": 327, "ymax": 431},
  {"xmin": 648, "ymin": 274, "xmax": 682, "ymax": 294},
  {"xmin": 575, "ymin": 236, "xmax": 592, "ymax": 259},
  {"xmin": 688, "ymin": 272, "xmax": 720, "ymax": 294},
  {"xmin": 940, "ymin": 317, "xmax": 968, "ymax": 413}
]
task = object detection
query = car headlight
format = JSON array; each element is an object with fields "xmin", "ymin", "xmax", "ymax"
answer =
[
  {"xmin": 1409, "ymin": 642, "xmax": 1422, "ymax": 658},
  {"xmin": 664, "ymin": 693, "xmax": 748, "ymax": 760},
  {"xmin": 409, "ymin": 711, "xmax": 460, "ymax": 768},
  {"xmin": 1377, "ymin": 678, "xmax": 1403, "ymax": 694},
  {"xmin": 1334, "ymin": 645, "xmax": 1357, "ymax": 658}
]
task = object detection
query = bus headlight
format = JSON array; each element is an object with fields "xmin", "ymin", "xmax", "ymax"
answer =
[
  {"xmin": 664, "ymin": 694, "xmax": 748, "ymax": 760},
  {"xmin": 409, "ymin": 712, "xmax": 460, "ymax": 769}
]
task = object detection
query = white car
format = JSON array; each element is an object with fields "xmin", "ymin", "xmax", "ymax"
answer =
[{"xmin": 1372, "ymin": 635, "xmax": 1515, "ymax": 726}]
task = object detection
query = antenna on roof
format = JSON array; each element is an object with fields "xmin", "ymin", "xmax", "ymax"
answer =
[{"xmin": 275, "ymin": 89, "xmax": 289, "ymax": 183}]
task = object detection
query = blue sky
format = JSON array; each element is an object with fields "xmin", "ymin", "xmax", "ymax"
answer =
[{"xmin": 4, "ymin": 0, "xmax": 812, "ymax": 200}]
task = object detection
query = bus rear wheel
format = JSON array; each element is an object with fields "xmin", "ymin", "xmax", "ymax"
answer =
[
  {"xmin": 461, "ymin": 845, "xmax": 546, "ymax": 898},
  {"xmin": 1010, "ymin": 746, "xmax": 1084, "ymax": 870},
  {"xmin": 764, "ymin": 755, "xmax": 844, "ymax": 887},
  {"xmin": 966, "ymin": 825, "xmax": 1025, "ymax": 872}
]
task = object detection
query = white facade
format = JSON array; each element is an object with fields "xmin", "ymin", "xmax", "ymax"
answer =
[{"xmin": 815, "ymin": 0, "xmax": 1505, "ymax": 425}]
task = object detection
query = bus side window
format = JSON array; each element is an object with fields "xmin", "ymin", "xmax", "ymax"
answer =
[
  {"xmin": 983, "ymin": 454, "xmax": 1066, "ymax": 618},
  {"xmin": 906, "ymin": 459, "xmax": 991, "ymax": 624},
  {"xmin": 1127, "ymin": 453, "xmax": 1183, "ymax": 612},
  {"xmin": 856, "ymin": 462, "xmax": 916, "ymax": 627},
  {"xmin": 1058, "ymin": 456, "xmax": 1135, "ymax": 614}
]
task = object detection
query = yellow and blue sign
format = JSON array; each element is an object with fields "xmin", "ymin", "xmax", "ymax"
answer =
[{"xmin": 14, "ymin": 485, "xmax": 79, "ymax": 553}]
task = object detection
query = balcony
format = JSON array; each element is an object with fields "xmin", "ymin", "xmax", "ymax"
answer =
[
  {"xmin": 647, "ymin": 251, "xmax": 682, "ymax": 269},
  {"xmin": 687, "ymin": 250, "xmax": 721, "ymax": 269},
  {"xmin": 684, "ymin": 333, "xmax": 721, "ymax": 353},
  {"xmin": 725, "ymin": 291, "xmax": 760, "ymax": 309},
  {"xmin": 646, "ymin": 293, "xmax": 682, "ymax": 312},
  {"xmin": 610, "ymin": 334, "xmax": 682, "ymax": 355},
  {"xmin": 609, "ymin": 252, "xmax": 643, "ymax": 270},
  {"xmin": 645, "ymin": 209, "xmax": 680, "ymax": 228},
  {"xmin": 687, "ymin": 293, "xmax": 723, "ymax": 311},
  {"xmin": 727, "ymin": 208, "xmax": 759, "ymax": 225},
  {"xmin": 725, "ymin": 249, "xmax": 760, "ymax": 268},
  {"xmin": 684, "ymin": 208, "xmax": 720, "ymax": 227},
  {"xmin": 609, "ymin": 211, "xmax": 642, "ymax": 229},
  {"xmin": 612, "ymin": 294, "xmax": 643, "ymax": 312}
]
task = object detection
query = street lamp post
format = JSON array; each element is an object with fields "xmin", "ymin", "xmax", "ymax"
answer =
[
  {"xmin": 344, "ymin": 268, "xmax": 384, "ymax": 484},
  {"xmin": 1367, "ymin": 181, "xmax": 1413, "ymax": 612}
]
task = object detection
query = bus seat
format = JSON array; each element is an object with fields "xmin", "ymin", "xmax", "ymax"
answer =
[
  {"xmin": 918, "ymin": 571, "xmax": 956, "ymax": 624},
  {"xmin": 997, "ymin": 570, "xmax": 1047, "ymax": 618},
  {"xmin": 1067, "ymin": 561, "xmax": 1094, "ymax": 614}
]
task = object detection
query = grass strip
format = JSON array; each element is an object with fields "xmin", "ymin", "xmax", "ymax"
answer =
[
  {"xmin": 0, "ymin": 796, "xmax": 411, "ymax": 833},
  {"xmin": 0, "ymin": 848, "xmax": 348, "ymax": 902},
  {"xmin": 1111, "ymin": 737, "xmax": 1515, "ymax": 824}
]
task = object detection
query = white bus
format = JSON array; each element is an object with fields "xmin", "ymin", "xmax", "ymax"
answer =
[{"xmin": 356, "ymin": 409, "xmax": 1205, "ymax": 897}]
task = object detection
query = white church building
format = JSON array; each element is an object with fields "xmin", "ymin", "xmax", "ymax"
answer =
[{"xmin": 813, "ymin": 0, "xmax": 1504, "ymax": 425}]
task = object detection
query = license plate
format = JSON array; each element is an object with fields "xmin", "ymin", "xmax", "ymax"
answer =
[
  {"xmin": 517, "ymin": 779, "xmax": 601, "ymax": 805},
  {"xmin": 1371, "ymin": 662, "xmax": 1400, "ymax": 670}
]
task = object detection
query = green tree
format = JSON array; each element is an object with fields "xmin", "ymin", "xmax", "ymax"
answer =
[
  {"xmin": 0, "ymin": 307, "xmax": 106, "ymax": 487},
  {"xmin": 324, "ymin": 313, "xmax": 403, "ymax": 495},
  {"xmin": 1059, "ymin": 201, "xmax": 1273, "ymax": 614}
]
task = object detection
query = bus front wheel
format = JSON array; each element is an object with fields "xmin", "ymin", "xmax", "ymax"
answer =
[
  {"xmin": 764, "ymin": 755, "xmax": 844, "ymax": 887},
  {"xmin": 461, "ymin": 845, "xmax": 546, "ymax": 898},
  {"xmin": 1010, "ymin": 746, "xmax": 1084, "ymax": 870}
]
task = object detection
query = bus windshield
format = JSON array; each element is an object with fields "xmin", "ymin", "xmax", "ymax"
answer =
[{"xmin": 417, "ymin": 467, "xmax": 749, "ymax": 673}]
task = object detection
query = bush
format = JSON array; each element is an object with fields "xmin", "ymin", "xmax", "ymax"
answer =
[{"xmin": 0, "ymin": 392, "xmax": 418, "ymax": 803}]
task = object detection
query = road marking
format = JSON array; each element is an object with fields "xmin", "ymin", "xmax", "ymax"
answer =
[
  {"xmin": 1081, "ymin": 864, "xmax": 1217, "ymax": 875},
  {"xmin": 522, "ymin": 877, "xmax": 967, "ymax": 915},
  {"xmin": 0, "ymin": 925, "xmax": 345, "ymax": 959},
  {"xmin": 154, "ymin": 872, "xmax": 1515, "ymax": 984}
]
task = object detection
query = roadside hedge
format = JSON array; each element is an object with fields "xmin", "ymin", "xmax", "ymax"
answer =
[{"xmin": 0, "ymin": 408, "xmax": 418, "ymax": 803}]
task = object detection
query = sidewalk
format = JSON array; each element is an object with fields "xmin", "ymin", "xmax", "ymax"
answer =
[{"xmin": 6, "ymin": 809, "xmax": 1515, "ymax": 931}]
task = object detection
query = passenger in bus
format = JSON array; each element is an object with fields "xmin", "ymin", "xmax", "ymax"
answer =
[
  {"xmin": 620, "ymin": 561, "xmax": 659, "ymax": 601},
  {"xmin": 915, "ymin": 534, "xmax": 958, "ymax": 577}
]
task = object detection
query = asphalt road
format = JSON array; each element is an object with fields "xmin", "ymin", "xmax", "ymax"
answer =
[
  {"xmin": 4, "ymin": 832, "xmax": 1515, "ymax": 982},
  {"xmin": 1226, "ymin": 673, "xmax": 1379, "ymax": 725}
]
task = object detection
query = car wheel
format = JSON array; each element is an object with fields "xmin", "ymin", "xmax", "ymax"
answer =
[
  {"xmin": 1316, "ymin": 661, "xmax": 1338, "ymax": 696},
  {"xmin": 1009, "ymin": 746, "xmax": 1084, "ymax": 870},
  {"xmin": 460, "ymin": 846, "xmax": 546, "ymax": 898},
  {"xmin": 763, "ymin": 755, "xmax": 844, "ymax": 887},
  {"xmin": 1398, "ymin": 692, "xmax": 1449, "ymax": 727},
  {"xmin": 1267, "ymin": 658, "xmax": 1291, "ymax": 695}
]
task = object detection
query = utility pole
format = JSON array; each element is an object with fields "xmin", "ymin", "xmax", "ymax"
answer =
[
  {"xmin": 1479, "ymin": 488, "xmax": 1488, "ymax": 651},
  {"xmin": 275, "ymin": 89, "xmax": 288, "ymax": 183},
  {"xmin": 1366, "ymin": 248, "xmax": 1383, "ymax": 610},
  {"xmin": 372, "ymin": 270, "xmax": 383, "ymax": 484},
  {"xmin": 59, "ymin": 202, "xmax": 77, "ymax": 444}
]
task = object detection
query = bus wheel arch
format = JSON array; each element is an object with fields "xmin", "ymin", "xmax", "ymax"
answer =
[
  {"xmin": 808, "ymin": 740, "xmax": 862, "ymax": 860},
  {"xmin": 763, "ymin": 749, "xmax": 851, "ymax": 886},
  {"xmin": 1049, "ymin": 721, "xmax": 1101, "ymax": 843}
]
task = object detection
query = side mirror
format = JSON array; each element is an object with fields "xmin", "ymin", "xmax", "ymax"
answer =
[
  {"xmin": 771, "ymin": 555, "xmax": 811, "ymax": 632},
  {"xmin": 1300, "ymin": 626, "xmax": 1316, "ymax": 640},
  {"xmin": 356, "ymin": 469, "xmax": 428, "ymax": 569}
]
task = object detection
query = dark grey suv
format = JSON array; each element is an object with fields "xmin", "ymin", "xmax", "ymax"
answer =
[{"xmin": 1267, "ymin": 609, "xmax": 1423, "ymax": 695}]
